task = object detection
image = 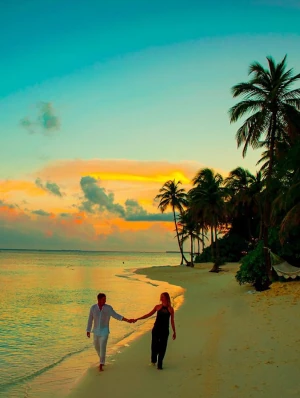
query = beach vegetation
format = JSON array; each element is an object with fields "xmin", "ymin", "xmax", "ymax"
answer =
[
  {"xmin": 155, "ymin": 56, "xmax": 300, "ymax": 290},
  {"xmin": 229, "ymin": 55, "xmax": 300, "ymax": 288},
  {"xmin": 155, "ymin": 180, "xmax": 189, "ymax": 265}
]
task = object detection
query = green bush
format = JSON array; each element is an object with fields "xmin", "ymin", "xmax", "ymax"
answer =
[
  {"xmin": 195, "ymin": 233, "xmax": 248, "ymax": 263},
  {"xmin": 268, "ymin": 226, "xmax": 300, "ymax": 267},
  {"xmin": 235, "ymin": 241, "xmax": 268, "ymax": 288}
]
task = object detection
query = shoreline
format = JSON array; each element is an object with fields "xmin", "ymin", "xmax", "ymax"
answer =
[
  {"xmin": 68, "ymin": 262, "xmax": 300, "ymax": 398},
  {"xmin": 69, "ymin": 267, "xmax": 186, "ymax": 391},
  {"xmin": 12, "ymin": 264, "xmax": 183, "ymax": 398}
]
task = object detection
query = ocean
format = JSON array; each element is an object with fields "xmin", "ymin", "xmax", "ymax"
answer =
[{"xmin": 0, "ymin": 250, "xmax": 184, "ymax": 398}]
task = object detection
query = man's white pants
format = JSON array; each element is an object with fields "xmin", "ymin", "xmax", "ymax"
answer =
[{"xmin": 93, "ymin": 334, "xmax": 109, "ymax": 365}]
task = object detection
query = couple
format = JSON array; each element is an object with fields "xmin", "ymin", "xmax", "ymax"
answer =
[{"xmin": 86, "ymin": 292, "xmax": 176, "ymax": 371}]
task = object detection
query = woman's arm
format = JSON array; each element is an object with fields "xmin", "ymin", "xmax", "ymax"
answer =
[
  {"xmin": 170, "ymin": 307, "xmax": 176, "ymax": 340},
  {"xmin": 135, "ymin": 306, "xmax": 158, "ymax": 321}
]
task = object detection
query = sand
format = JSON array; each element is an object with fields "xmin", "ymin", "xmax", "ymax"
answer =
[{"xmin": 68, "ymin": 262, "xmax": 300, "ymax": 398}]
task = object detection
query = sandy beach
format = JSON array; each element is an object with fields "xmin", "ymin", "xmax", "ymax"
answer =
[{"xmin": 68, "ymin": 262, "xmax": 300, "ymax": 398}]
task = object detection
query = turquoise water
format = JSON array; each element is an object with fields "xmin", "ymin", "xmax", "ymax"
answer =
[{"xmin": 0, "ymin": 250, "xmax": 183, "ymax": 398}]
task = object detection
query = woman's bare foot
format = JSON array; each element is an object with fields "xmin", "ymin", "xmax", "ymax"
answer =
[{"xmin": 99, "ymin": 364, "xmax": 104, "ymax": 371}]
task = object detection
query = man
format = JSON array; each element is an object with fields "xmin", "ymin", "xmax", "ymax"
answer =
[{"xmin": 86, "ymin": 292, "xmax": 133, "ymax": 371}]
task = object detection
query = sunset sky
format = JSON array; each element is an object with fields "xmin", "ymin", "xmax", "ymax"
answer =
[{"xmin": 1, "ymin": 0, "xmax": 299, "ymax": 251}]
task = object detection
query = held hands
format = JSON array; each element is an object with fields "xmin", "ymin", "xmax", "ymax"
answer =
[
  {"xmin": 87, "ymin": 332, "xmax": 90, "ymax": 338},
  {"xmin": 172, "ymin": 332, "xmax": 176, "ymax": 340},
  {"xmin": 127, "ymin": 319, "xmax": 137, "ymax": 323}
]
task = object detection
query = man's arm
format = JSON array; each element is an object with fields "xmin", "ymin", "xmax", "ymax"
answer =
[
  {"xmin": 86, "ymin": 307, "xmax": 93, "ymax": 337},
  {"xmin": 110, "ymin": 306, "xmax": 129, "ymax": 322}
]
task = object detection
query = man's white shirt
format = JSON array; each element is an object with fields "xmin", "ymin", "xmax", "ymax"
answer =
[{"xmin": 87, "ymin": 304, "xmax": 123, "ymax": 337}]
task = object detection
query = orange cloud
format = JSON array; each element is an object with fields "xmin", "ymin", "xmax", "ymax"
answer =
[
  {"xmin": 30, "ymin": 158, "xmax": 228, "ymax": 210},
  {"xmin": 0, "ymin": 203, "xmax": 21, "ymax": 220},
  {"xmin": 35, "ymin": 159, "xmax": 227, "ymax": 185},
  {"xmin": 1, "ymin": 158, "xmax": 228, "ymax": 250},
  {"xmin": 89, "ymin": 170, "xmax": 190, "ymax": 184},
  {"xmin": 0, "ymin": 180, "xmax": 44, "ymax": 197},
  {"xmin": 0, "ymin": 200, "xmax": 178, "ymax": 251},
  {"xmin": 92, "ymin": 217, "xmax": 175, "ymax": 236}
]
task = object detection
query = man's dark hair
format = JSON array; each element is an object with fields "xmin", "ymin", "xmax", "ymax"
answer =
[{"xmin": 97, "ymin": 293, "xmax": 106, "ymax": 300}]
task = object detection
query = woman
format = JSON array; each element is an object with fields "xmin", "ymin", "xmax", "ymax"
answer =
[{"xmin": 134, "ymin": 292, "xmax": 176, "ymax": 370}]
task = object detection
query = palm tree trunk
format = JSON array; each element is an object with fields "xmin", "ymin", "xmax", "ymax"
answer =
[
  {"xmin": 210, "ymin": 226, "xmax": 215, "ymax": 260},
  {"xmin": 258, "ymin": 200, "xmax": 264, "ymax": 240},
  {"xmin": 180, "ymin": 235, "xmax": 184, "ymax": 265},
  {"xmin": 262, "ymin": 116, "xmax": 277, "ymax": 287},
  {"xmin": 202, "ymin": 228, "xmax": 205, "ymax": 252},
  {"xmin": 215, "ymin": 225, "xmax": 220, "ymax": 260},
  {"xmin": 210, "ymin": 224, "xmax": 220, "ymax": 273},
  {"xmin": 190, "ymin": 234, "xmax": 194, "ymax": 267},
  {"xmin": 173, "ymin": 206, "xmax": 188, "ymax": 265}
]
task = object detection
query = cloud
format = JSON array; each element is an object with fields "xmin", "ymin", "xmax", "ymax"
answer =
[
  {"xmin": 78, "ymin": 176, "xmax": 174, "ymax": 222},
  {"xmin": 32, "ymin": 209, "xmax": 51, "ymax": 217},
  {"xmin": 78, "ymin": 178, "xmax": 174, "ymax": 222},
  {"xmin": 36, "ymin": 159, "xmax": 214, "ymax": 184},
  {"xmin": 35, "ymin": 178, "xmax": 63, "ymax": 197},
  {"xmin": 0, "ymin": 201, "xmax": 97, "ymax": 249},
  {"xmin": 0, "ymin": 200, "xmax": 177, "ymax": 251},
  {"xmin": 60, "ymin": 213, "xmax": 71, "ymax": 218},
  {"xmin": 94, "ymin": 223, "xmax": 177, "ymax": 252},
  {"xmin": 0, "ymin": 180, "xmax": 44, "ymax": 197},
  {"xmin": 34, "ymin": 159, "xmax": 228, "ymax": 207},
  {"xmin": 124, "ymin": 199, "xmax": 174, "ymax": 222},
  {"xmin": 0, "ymin": 199, "xmax": 16, "ymax": 209},
  {"xmin": 79, "ymin": 176, "xmax": 125, "ymax": 217},
  {"xmin": 20, "ymin": 102, "xmax": 60, "ymax": 135}
]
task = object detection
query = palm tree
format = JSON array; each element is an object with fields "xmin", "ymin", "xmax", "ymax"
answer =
[
  {"xmin": 225, "ymin": 167, "xmax": 263, "ymax": 240},
  {"xmin": 188, "ymin": 205, "xmax": 208, "ymax": 256},
  {"xmin": 155, "ymin": 180, "xmax": 188, "ymax": 264},
  {"xmin": 178, "ymin": 210, "xmax": 200, "ymax": 267},
  {"xmin": 229, "ymin": 55, "xmax": 300, "ymax": 285},
  {"xmin": 248, "ymin": 171, "xmax": 265, "ymax": 239},
  {"xmin": 272, "ymin": 137, "xmax": 300, "ymax": 241},
  {"xmin": 189, "ymin": 168, "xmax": 227, "ymax": 272},
  {"xmin": 276, "ymin": 180, "xmax": 300, "ymax": 241}
]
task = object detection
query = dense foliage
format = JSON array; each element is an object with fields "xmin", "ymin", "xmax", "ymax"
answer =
[
  {"xmin": 195, "ymin": 233, "xmax": 248, "ymax": 264},
  {"xmin": 155, "ymin": 56, "xmax": 300, "ymax": 289},
  {"xmin": 235, "ymin": 241, "xmax": 268, "ymax": 290}
]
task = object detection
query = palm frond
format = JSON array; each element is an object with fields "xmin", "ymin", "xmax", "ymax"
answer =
[{"xmin": 229, "ymin": 100, "xmax": 265, "ymax": 122}]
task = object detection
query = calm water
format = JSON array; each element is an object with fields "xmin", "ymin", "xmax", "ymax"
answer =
[{"xmin": 0, "ymin": 250, "xmax": 183, "ymax": 398}]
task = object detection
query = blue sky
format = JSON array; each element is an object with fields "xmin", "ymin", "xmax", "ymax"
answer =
[
  {"xmin": 0, "ymin": 0, "xmax": 299, "ymax": 250},
  {"xmin": 1, "ymin": 0, "xmax": 299, "ymax": 96}
]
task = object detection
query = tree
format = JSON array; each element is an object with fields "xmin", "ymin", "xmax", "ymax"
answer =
[
  {"xmin": 225, "ymin": 167, "xmax": 263, "ymax": 240},
  {"xmin": 178, "ymin": 210, "xmax": 201, "ymax": 267},
  {"xmin": 271, "ymin": 137, "xmax": 300, "ymax": 242},
  {"xmin": 189, "ymin": 168, "xmax": 227, "ymax": 272},
  {"xmin": 229, "ymin": 55, "xmax": 300, "ymax": 287},
  {"xmin": 155, "ymin": 180, "xmax": 188, "ymax": 264}
]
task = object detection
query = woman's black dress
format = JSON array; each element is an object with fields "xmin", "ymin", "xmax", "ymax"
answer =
[{"xmin": 151, "ymin": 305, "xmax": 170, "ymax": 369}]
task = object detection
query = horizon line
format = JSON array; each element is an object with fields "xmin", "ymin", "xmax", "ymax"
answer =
[{"xmin": 0, "ymin": 248, "xmax": 180, "ymax": 254}]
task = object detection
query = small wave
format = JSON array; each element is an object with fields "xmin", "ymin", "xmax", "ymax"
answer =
[
  {"xmin": 145, "ymin": 281, "xmax": 159, "ymax": 287},
  {"xmin": 115, "ymin": 274, "xmax": 158, "ymax": 286},
  {"xmin": 0, "ymin": 345, "xmax": 90, "ymax": 392},
  {"xmin": 115, "ymin": 274, "xmax": 133, "ymax": 279}
]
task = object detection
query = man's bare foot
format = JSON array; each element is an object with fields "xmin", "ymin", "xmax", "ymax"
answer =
[{"xmin": 99, "ymin": 364, "xmax": 104, "ymax": 371}]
